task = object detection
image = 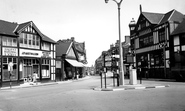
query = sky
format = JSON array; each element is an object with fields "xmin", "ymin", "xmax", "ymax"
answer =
[{"xmin": 1, "ymin": 0, "xmax": 185, "ymax": 66}]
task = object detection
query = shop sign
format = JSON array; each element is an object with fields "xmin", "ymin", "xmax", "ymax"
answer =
[
  {"xmin": 3, "ymin": 47, "xmax": 18, "ymax": 56},
  {"xmin": 42, "ymin": 51, "xmax": 51, "ymax": 58},
  {"xmin": 19, "ymin": 49, "xmax": 42, "ymax": 57}
]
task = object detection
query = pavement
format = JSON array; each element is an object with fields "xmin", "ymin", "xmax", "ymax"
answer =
[
  {"xmin": 93, "ymin": 79, "xmax": 170, "ymax": 91},
  {"xmin": 0, "ymin": 76, "xmax": 170, "ymax": 91},
  {"xmin": 0, "ymin": 76, "xmax": 91, "ymax": 90}
]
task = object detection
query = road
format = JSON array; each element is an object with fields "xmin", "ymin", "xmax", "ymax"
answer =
[{"xmin": 0, "ymin": 76, "xmax": 185, "ymax": 111}]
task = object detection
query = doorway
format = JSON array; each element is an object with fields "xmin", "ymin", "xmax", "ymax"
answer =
[{"xmin": 23, "ymin": 66, "xmax": 32, "ymax": 78}]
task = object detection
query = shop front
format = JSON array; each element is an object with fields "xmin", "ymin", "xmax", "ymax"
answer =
[
  {"xmin": 19, "ymin": 49, "xmax": 52, "ymax": 83},
  {"xmin": 1, "ymin": 47, "xmax": 18, "ymax": 86}
]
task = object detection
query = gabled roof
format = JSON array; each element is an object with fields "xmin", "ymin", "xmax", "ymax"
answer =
[
  {"xmin": 74, "ymin": 42, "xmax": 85, "ymax": 54},
  {"xmin": 135, "ymin": 9, "xmax": 185, "ymax": 30},
  {"xmin": 41, "ymin": 33, "xmax": 56, "ymax": 43},
  {"xmin": 142, "ymin": 12, "xmax": 164, "ymax": 24},
  {"xmin": 16, "ymin": 21, "xmax": 56, "ymax": 43},
  {"xmin": 159, "ymin": 9, "xmax": 185, "ymax": 24},
  {"xmin": 0, "ymin": 19, "xmax": 56, "ymax": 43},
  {"xmin": 0, "ymin": 19, "xmax": 18, "ymax": 36},
  {"xmin": 56, "ymin": 41, "xmax": 72, "ymax": 57},
  {"xmin": 172, "ymin": 19, "xmax": 185, "ymax": 35},
  {"xmin": 15, "ymin": 21, "xmax": 31, "ymax": 33}
]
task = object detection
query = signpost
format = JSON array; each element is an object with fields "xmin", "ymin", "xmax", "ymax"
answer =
[{"xmin": 8, "ymin": 62, "xmax": 14, "ymax": 88}]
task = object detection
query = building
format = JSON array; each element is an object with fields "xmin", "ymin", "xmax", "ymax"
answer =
[
  {"xmin": 171, "ymin": 19, "xmax": 185, "ymax": 81},
  {"xmin": 95, "ymin": 55, "xmax": 103, "ymax": 74},
  {"xmin": 56, "ymin": 37, "xmax": 87, "ymax": 81},
  {"xmin": 0, "ymin": 20, "xmax": 56, "ymax": 87},
  {"xmin": 129, "ymin": 7, "xmax": 185, "ymax": 80},
  {"xmin": 95, "ymin": 38, "xmax": 131, "ymax": 76}
]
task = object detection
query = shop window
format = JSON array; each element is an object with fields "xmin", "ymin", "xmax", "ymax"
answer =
[
  {"xmin": 42, "ymin": 59, "xmax": 50, "ymax": 78},
  {"xmin": 2, "ymin": 57, "xmax": 18, "ymax": 81},
  {"xmin": 42, "ymin": 65, "xmax": 50, "ymax": 78}
]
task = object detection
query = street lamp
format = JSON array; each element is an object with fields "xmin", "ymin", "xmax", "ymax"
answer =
[{"xmin": 104, "ymin": 0, "xmax": 124, "ymax": 85}]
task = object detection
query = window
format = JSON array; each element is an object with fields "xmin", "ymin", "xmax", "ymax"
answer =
[
  {"xmin": 180, "ymin": 34, "xmax": 185, "ymax": 45},
  {"xmin": 139, "ymin": 36, "xmax": 153, "ymax": 48},
  {"xmin": 2, "ymin": 37, "xmax": 17, "ymax": 47},
  {"xmin": 174, "ymin": 36, "xmax": 180, "ymax": 46},
  {"xmin": 54, "ymin": 45, "xmax": 56, "ymax": 51},
  {"xmin": 19, "ymin": 33, "xmax": 40, "ymax": 49},
  {"xmin": 42, "ymin": 59, "xmax": 50, "ymax": 78},
  {"xmin": 42, "ymin": 42, "xmax": 50, "ymax": 51},
  {"xmin": 0, "ymin": 37, "xmax": 1, "ymax": 45},
  {"xmin": 149, "ymin": 36, "xmax": 153, "ymax": 45},
  {"xmin": 158, "ymin": 28, "xmax": 165, "ymax": 42},
  {"xmin": 2, "ymin": 57, "xmax": 18, "ymax": 81},
  {"xmin": 146, "ymin": 21, "xmax": 150, "ymax": 27}
]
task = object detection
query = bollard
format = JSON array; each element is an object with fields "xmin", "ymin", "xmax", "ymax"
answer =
[{"xmin": 117, "ymin": 73, "xmax": 120, "ymax": 86}]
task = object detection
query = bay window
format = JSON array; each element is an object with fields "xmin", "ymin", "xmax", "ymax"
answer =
[{"xmin": 19, "ymin": 33, "xmax": 40, "ymax": 49}]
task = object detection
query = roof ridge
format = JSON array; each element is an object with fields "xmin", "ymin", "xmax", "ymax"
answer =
[
  {"xmin": 13, "ymin": 24, "xmax": 19, "ymax": 33},
  {"xmin": 0, "ymin": 19, "xmax": 18, "ymax": 24},
  {"xmin": 158, "ymin": 15, "xmax": 165, "ymax": 24},
  {"xmin": 167, "ymin": 9, "xmax": 175, "ymax": 21},
  {"xmin": 142, "ymin": 11, "xmax": 164, "ymax": 15}
]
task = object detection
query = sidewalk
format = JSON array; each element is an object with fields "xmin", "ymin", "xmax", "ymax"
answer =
[
  {"xmin": 0, "ymin": 76, "xmax": 91, "ymax": 90},
  {"xmin": 93, "ymin": 79, "xmax": 170, "ymax": 91}
]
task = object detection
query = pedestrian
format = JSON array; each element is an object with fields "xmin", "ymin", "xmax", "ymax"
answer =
[
  {"xmin": 33, "ymin": 72, "xmax": 38, "ymax": 84},
  {"xmin": 76, "ymin": 71, "xmax": 79, "ymax": 80}
]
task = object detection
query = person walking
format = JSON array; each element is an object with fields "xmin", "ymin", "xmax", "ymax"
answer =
[{"xmin": 33, "ymin": 72, "xmax": 38, "ymax": 84}]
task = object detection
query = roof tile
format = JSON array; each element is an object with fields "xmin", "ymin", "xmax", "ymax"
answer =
[
  {"xmin": 0, "ymin": 20, "xmax": 18, "ymax": 36},
  {"xmin": 56, "ymin": 41, "xmax": 72, "ymax": 56},
  {"xmin": 142, "ymin": 12, "xmax": 164, "ymax": 24}
]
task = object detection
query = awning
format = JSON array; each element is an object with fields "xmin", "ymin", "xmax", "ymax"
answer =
[{"xmin": 65, "ymin": 59, "xmax": 84, "ymax": 67}]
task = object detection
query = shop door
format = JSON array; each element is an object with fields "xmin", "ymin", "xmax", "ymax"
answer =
[
  {"xmin": 33, "ymin": 65, "xmax": 39, "ymax": 77},
  {"xmin": 24, "ymin": 66, "xmax": 32, "ymax": 78}
]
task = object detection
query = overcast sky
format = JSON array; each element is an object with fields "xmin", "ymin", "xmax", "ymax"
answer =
[{"xmin": 1, "ymin": 0, "xmax": 185, "ymax": 66}]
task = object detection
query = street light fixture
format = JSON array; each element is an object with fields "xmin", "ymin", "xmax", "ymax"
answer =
[{"xmin": 104, "ymin": 0, "xmax": 124, "ymax": 85}]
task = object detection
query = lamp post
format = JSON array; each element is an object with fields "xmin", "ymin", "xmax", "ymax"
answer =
[{"xmin": 105, "ymin": 0, "xmax": 124, "ymax": 85}]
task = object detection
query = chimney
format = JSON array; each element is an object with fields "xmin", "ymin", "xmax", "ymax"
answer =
[
  {"xmin": 71, "ymin": 37, "xmax": 75, "ymax": 41},
  {"xmin": 140, "ymin": 4, "xmax": 142, "ymax": 13}
]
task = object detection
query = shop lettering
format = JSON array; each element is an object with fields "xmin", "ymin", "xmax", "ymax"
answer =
[
  {"xmin": 3, "ymin": 48, "xmax": 17, "ymax": 56},
  {"xmin": 22, "ymin": 52, "xmax": 38, "ymax": 55},
  {"xmin": 42, "ymin": 52, "xmax": 51, "ymax": 58}
]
